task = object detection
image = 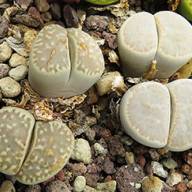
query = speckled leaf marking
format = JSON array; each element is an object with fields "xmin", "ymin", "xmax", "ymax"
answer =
[
  {"xmin": 0, "ymin": 107, "xmax": 35, "ymax": 175},
  {"xmin": 16, "ymin": 120, "xmax": 74, "ymax": 185},
  {"xmin": 30, "ymin": 24, "xmax": 71, "ymax": 74},
  {"xmin": 29, "ymin": 24, "xmax": 105, "ymax": 98},
  {"xmin": 67, "ymin": 28, "xmax": 105, "ymax": 76}
]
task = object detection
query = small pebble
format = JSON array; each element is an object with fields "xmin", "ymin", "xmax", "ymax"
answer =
[
  {"xmin": 125, "ymin": 152, "xmax": 135, "ymax": 164},
  {"xmin": 0, "ymin": 17, "xmax": 9, "ymax": 38},
  {"xmin": 15, "ymin": 0, "xmax": 32, "ymax": 10},
  {"xmin": 142, "ymin": 176, "xmax": 163, "ymax": 192},
  {"xmin": 9, "ymin": 65, "xmax": 28, "ymax": 81},
  {"xmin": 9, "ymin": 53, "xmax": 27, "ymax": 67},
  {"xmin": 24, "ymin": 29, "xmax": 38, "ymax": 51},
  {"xmin": 103, "ymin": 157, "xmax": 115, "ymax": 174},
  {"xmin": 73, "ymin": 176, "xmax": 86, "ymax": 192},
  {"xmin": 151, "ymin": 161, "xmax": 168, "ymax": 178},
  {"xmin": 187, "ymin": 180, "xmax": 192, "ymax": 189},
  {"xmin": 0, "ymin": 42, "xmax": 12, "ymax": 62},
  {"xmin": 162, "ymin": 158, "xmax": 178, "ymax": 170},
  {"xmin": 85, "ymin": 15, "xmax": 109, "ymax": 32},
  {"xmin": 166, "ymin": 172, "xmax": 182, "ymax": 186},
  {"xmin": 0, "ymin": 77, "xmax": 21, "ymax": 97},
  {"xmin": 71, "ymin": 138, "xmax": 92, "ymax": 164},
  {"xmin": 35, "ymin": 0, "xmax": 49, "ymax": 13},
  {"xmin": 96, "ymin": 180, "xmax": 116, "ymax": 192},
  {"xmin": 0, "ymin": 180, "xmax": 15, "ymax": 192},
  {"xmin": 148, "ymin": 149, "xmax": 160, "ymax": 161},
  {"xmin": 45, "ymin": 180, "xmax": 70, "ymax": 192},
  {"xmin": 176, "ymin": 182, "xmax": 187, "ymax": 192},
  {"xmin": 116, "ymin": 165, "xmax": 144, "ymax": 192},
  {"xmin": 63, "ymin": 5, "xmax": 79, "ymax": 28},
  {"xmin": 0, "ymin": 63, "xmax": 9, "ymax": 79},
  {"xmin": 69, "ymin": 162, "xmax": 87, "ymax": 177},
  {"xmin": 94, "ymin": 143, "xmax": 107, "ymax": 155}
]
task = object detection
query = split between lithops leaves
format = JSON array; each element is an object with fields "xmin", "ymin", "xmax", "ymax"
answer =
[
  {"xmin": 29, "ymin": 24, "xmax": 104, "ymax": 98},
  {"xmin": 120, "ymin": 79, "xmax": 192, "ymax": 152},
  {"xmin": 118, "ymin": 11, "xmax": 192, "ymax": 79},
  {"xmin": 0, "ymin": 107, "xmax": 74, "ymax": 185}
]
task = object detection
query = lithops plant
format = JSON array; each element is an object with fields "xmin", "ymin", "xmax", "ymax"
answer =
[
  {"xmin": 29, "ymin": 24, "xmax": 104, "ymax": 98},
  {"xmin": 120, "ymin": 81, "xmax": 171, "ymax": 148},
  {"xmin": 0, "ymin": 106, "xmax": 74, "ymax": 185},
  {"xmin": 118, "ymin": 11, "xmax": 192, "ymax": 78},
  {"xmin": 166, "ymin": 79, "xmax": 192, "ymax": 152},
  {"xmin": 119, "ymin": 79, "xmax": 192, "ymax": 152}
]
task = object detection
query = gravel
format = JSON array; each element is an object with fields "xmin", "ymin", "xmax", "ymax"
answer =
[
  {"xmin": 0, "ymin": 42, "xmax": 12, "ymax": 62},
  {"xmin": 0, "ymin": 77, "xmax": 21, "ymax": 97},
  {"xmin": 45, "ymin": 180, "xmax": 70, "ymax": 192},
  {"xmin": 0, "ymin": 63, "xmax": 9, "ymax": 79},
  {"xmin": 166, "ymin": 172, "xmax": 182, "ymax": 186},
  {"xmin": 9, "ymin": 53, "xmax": 27, "ymax": 67},
  {"xmin": 71, "ymin": 138, "xmax": 92, "ymax": 164},
  {"xmin": 8, "ymin": 65, "xmax": 28, "ymax": 81},
  {"xmin": 151, "ymin": 161, "xmax": 168, "ymax": 178},
  {"xmin": 73, "ymin": 176, "xmax": 86, "ymax": 192},
  {"xmin": 142, "ymin": 176, "xmax": 163, "ymax": 192}
]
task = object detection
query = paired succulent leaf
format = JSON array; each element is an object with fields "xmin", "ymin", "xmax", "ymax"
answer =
[
  {"xmin": 118, "ymin": 11, "xmax": 192, "ymax": 79},
  {"xmin": 29, "ymin": 24, "xmax": 104, "ymax": 98},
  {"xmin": 120, "ymin": 79, "xmax": 192, "ymax": 152},
  {"xmin": 0, "ymin": 107, "xmax": 74, "ymax": 185}
]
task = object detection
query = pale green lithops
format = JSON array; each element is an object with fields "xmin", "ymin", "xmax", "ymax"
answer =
[
  {"xmin": 120, "ymin": 79, "xmax": 192, "ymax": 152},
  {"xmin": 118, "ymin": 11, "xmax": 192, "ymax": 78},
  {"xmin": 120, "ymin": 82, "xmax": 171, "ymax": 148},
  {"xmin": 0, "ymin": 107, "xmax": 74, "ymax": 185},
  {"xmin": 166, "ymin": 79, "xmax": 192, "ymax": 152},
  {"xmin": 29, "ymin": 24, "xmax": 104, "ymax": 98},
  {"xmin": 118, "ymin": 12, "xmax": 158, "ymax": 77}
]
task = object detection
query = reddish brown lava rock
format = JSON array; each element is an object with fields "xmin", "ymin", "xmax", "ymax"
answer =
[{"xmin": 116, "ymin": 165, "xmax": 144, "ymax": 192}]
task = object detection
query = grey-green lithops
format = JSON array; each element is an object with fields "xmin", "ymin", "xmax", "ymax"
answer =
[
  {"xmin": 0, "ymin": 107, "xmax": 74, "ymax": 185},
  {"xmin": 0, "ymin": 107, "xmax": 35, "ymax": 175},
  {"xmin": 120, "ymin": 79, "xmax": 192, "ymax": 152},
  {"xmin": 29, "ymin": 24, "xmax": 104, "ymax": 98},
  {"xmin": 118, "ymin": 11, "xmax": 192, "ymax": 78}
]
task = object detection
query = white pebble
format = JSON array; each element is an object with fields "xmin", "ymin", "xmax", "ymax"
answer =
[
  {"xmin": 0, "ymin": 77, "xmax": 21, "ymax": 97},
  {"xmin": 9, "ymin": 53, "xmax": 27, "ymax": 67},
  {"xmin": 71, "ymin": 138, "xmax": 92, "ymax": 164},
  {"xmin": 0, "ymin": 42, "xmax": 12, "ymax": 62},
  {"xmin": 94, "ymin": 143, "xmax": 107, "ymax": 155},
  {"xmin": 9, "ymin": 65, "xmax": 28, "ymax": 81},
  {"xmin": 73, "ymin": 176, "xmax": 86, "ymax": 192},
  {"xmin": 151, "ymin": 161, "xmax": 168, "ymax": 178},
  {"xmin": 166, "ymin": 172, "xmax": 182, "ymax": 186}
]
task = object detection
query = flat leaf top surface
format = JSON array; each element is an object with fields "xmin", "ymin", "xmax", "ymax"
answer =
[
  {"xmin": 0, "ymin": 107, "xmax": 35, "ymax": 175},
  {"xmin": 16, "ymin": 120, "xmax": 74, "ymax": 185},
  {"xmin": 120, "ymin": 82, "xmax": 171, "ymax": 148},
  {"xmin": 167, "ymin": 79, "xmax": 192, "ymax": 151}
]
